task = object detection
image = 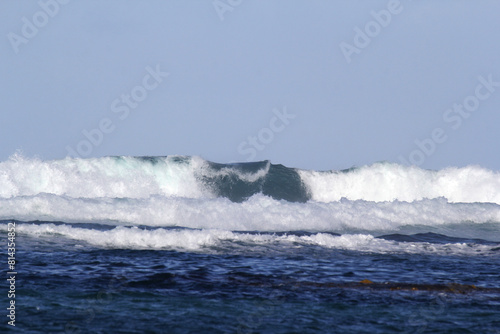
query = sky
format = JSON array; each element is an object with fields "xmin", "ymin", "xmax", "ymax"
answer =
[{"xmin": 1, "ymin": 0, "xmax": 499, "ymax": 171}]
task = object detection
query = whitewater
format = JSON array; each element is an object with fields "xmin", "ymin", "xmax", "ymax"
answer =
[
  {"xmin": 2, "ymin": 154, "xmax": 499, "ymax": 333},
  {"xmin": 1, "ymin": 154, "xmax": 499, "ymax": 242},
  {"xmin": 2, "ymin": 154, "xmax": 500, "ymax": 203}
]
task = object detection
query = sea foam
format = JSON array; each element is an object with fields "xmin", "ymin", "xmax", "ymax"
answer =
[
  {"xmin": 0, "ymin": 154, "xmax": 211, "ymax": 199},
  {"xmin": 1, "ymin": 194, "xmax": 499, "ymax": 233},
  {"xmin": 3, "ymin": 223, "xmax": 496, "ymax": 256},
  {"xmin": 299, "ymin": 162, "xmax": 500, "ymax": 204},
  {"xmin": 1, "ymin": 155, "xmax": 499, "ymax": 235},
  {"xmin": 2, "ymin": 155, "xmax": 499, "ymax": 204}
]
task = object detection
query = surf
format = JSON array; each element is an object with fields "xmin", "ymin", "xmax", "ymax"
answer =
[{"xmin": 1, "ymin": 154, "xmax": 499, "ymax": 204}]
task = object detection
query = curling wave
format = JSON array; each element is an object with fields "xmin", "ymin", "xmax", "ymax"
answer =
[{"xmin": 1, "ymin": 155, "xmax": 499, "ymax": 204}]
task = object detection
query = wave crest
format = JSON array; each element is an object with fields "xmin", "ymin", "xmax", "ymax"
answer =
[
  {"xmin": 299, "ymin": 162, "xmax": 500, "ymax": 204},
  {"xmin": 1, "ymin": 155, "xmax": 499, "ymax": 205}
]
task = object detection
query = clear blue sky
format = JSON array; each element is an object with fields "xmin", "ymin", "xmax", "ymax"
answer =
[{"xmin": 1, "ymin": 0, "xmax": 499, "ymax": 171}]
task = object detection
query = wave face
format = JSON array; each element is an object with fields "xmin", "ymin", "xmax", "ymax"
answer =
[
  {"xmin": 1, "ymin": 155, "xmax": 500, "ymax": 254},
  {"xmin": 2, "ymin": 155, "xmax": 499, "ymax": 204},
  {"xmin": 0, "ymin": 155, "xmax": 309, "ymax": 203}
]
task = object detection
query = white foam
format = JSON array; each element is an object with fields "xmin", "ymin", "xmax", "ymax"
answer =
[
  {"xmin": 197, "ymin": 160, "xmax": 271, "ymax": 183},
  {"xmin": 3, "ymin": 156, "xmax": 499, "ymax": 205},
  {"xmin": 1, "ymin": 156, "xmax": 499, "ymax": 238},
  {"xmin": 299, "ymin": 162, "xmax": 500, "ymax": 204},
  {"xmin": 1, "ymin": 194, "xmax": 499, "ymax": 233},
  {"xmin": 295, "ymin": 233, "xmax": 496, "ymax": 256},
  {"xmin": 2, "ymin": 223, "xmax": 495, "ymax": 256},
  {"xmin": 0, "ymin": 154, "xmax": 211, "ymax": 199}
]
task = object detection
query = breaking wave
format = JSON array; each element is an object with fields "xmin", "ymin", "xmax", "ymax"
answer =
[
  {"xmin": 1, "ymin": 154, "xmax": 499, "ymax": 204},
  {"xmin": 1, "ymin": 155, "xmax": 499, "ymax": 244}
]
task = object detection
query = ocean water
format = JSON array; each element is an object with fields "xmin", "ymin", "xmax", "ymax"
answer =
[{"xmin": 1, "ymin": 155, "xmax": 499, "ymax": 333}]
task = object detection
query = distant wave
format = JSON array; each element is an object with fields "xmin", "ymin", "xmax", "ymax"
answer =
[
  {"xmin": 1, "ymin": 155, "xmax": 499, "ymax": 236},
  {"xmin": 0, "ymin": 155, "xmax": 308, "ymax": 202},
  {"xmin": 1, "ymin": 155, "xmax": 499, "ymax": 204}
]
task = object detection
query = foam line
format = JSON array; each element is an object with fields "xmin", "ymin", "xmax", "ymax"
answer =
[
  {"xmin": 2, "ymin": 223, "xmax": 496, "ymax": 256},
  {"xmin": 1, "ymin": 194, "xmax": 499, "ymax": 232}
]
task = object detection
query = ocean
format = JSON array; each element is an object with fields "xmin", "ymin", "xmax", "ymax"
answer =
[{"xmin": 1, "ymin": 155, "xmax": 499, "ymax": 333}]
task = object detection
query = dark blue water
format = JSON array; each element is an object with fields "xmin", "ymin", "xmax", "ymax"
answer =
[
  {"xmin": 2, "ymin": 157, "xmax": 500, "ymax": 333},
  {"xmin": 6, "ymin": 226, "xmax": 500, "ymax": 334}
]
